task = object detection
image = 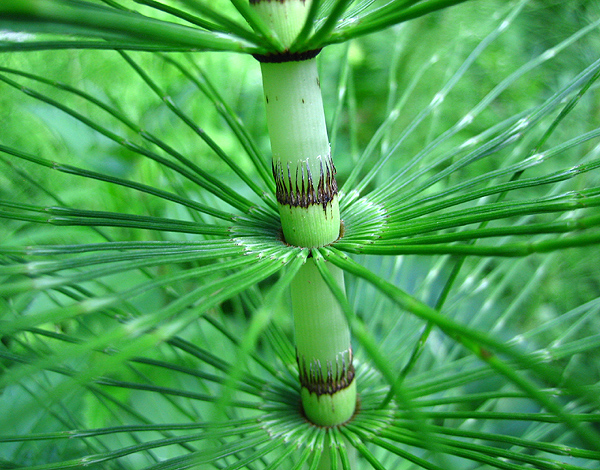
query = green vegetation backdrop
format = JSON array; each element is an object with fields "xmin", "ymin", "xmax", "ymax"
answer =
[{"xmin": 1, "ymin": 0, "xmax": 600, "ymax": 468}]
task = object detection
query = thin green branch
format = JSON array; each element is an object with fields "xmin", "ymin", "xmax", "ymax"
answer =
[
  {"xmin": 132, "ymin": 0, "xmax": 225, "ymax": 32},
  {"xmin": 0, "ymin": 40, "xmax": 201, "ymax": 52},
  {"xmin": 328, "ymin": 0, "xmax": 477, "ymax": 45},
  {"xmin": 386, "ymin": 214, "xmax": 600, "ymax": 246},
  {"xmin": 351, "ymin": 2, "xmax": 528, "ymax": 198},
  {"xmin": 118, "ymin": 51, "xmax": 275, "ymax": 208},
  {"xmin": 405, "ymin": 360, "xmax": 493, "ymax": 399},
  {"xmin": 203, "ymin": 316, "xmax": 299, "ymax": 392},
  {"xmin": 339, "ymin": 428, "xmax": 386, "ymax": 470},
  {"xmin": 0, "ymin": 255, "xmax": 284, "ymax": 339},
  {"xmin": 321, "ymin": 247, "xmax": 600, "ymax": 450},
  {"xmin": 142, "ymin": 433, "xmax": 276, "ymax": 470},
  {"xmin": 228, "ymin": 0, "xmax": 284, "ymax": 51},
  {"xmin": 340, "ymin": 49, "xmax": 439, "ymax": 197},
  {"xmin": 384, "ymin": 126, "xmax": 600, "ymax": 217},
  {"xmin": 0, "ymin": 74, "xmax": 260, "ymax": 215},
  {"xmin": 2, "ymin": 64, "xmax": 265, "ymax": 213},
  {"xmin": 288, "ymin": 0, "xmax": 321, "ymax": 51},
  {"xmin": 383, "ymin": 191, "xmax": 600, "ymax": 238},
  {"xmin": 96, "ymin": 377, "xmax": 263, "ymax": 408},
  {"xmin": 45, "ymin": 206, "xmax": 229, "ymax": 235},
  {"xmin": 215, "ymin": 253, "xmax": 306, "ymax": 417},
  {"xmin": 379, "ymin": 254, "xmax": 465, "ymax": 409},
  {"xmin": 397, "ymin": 410, "xmax": 600, "ymax": 424},
  {"xmin": 0, "ymin": 241, "xmax": 242, "ymax": 277},
  {"xmin": 0, "ymin": 419, "xmax": 259, "ymax": 442},
  {"xmin": 368, "ymin": 23, "xmax": 600, "ymax": 204},
  {"xmin": 167, "ymin": 336, "xmax": 266, "ymax": 391},
  {"xmin": 311, "ymin": 249, "xmax": 421, "ymax": 417},
  {"xmin": 338, "ymin": 230, "xmax": 600, "ymax": 257},
  {"xmin": 0, "ymin": 144, "xmax": 235, "ymax": 222},
  {"xmin": 0, "ymin": 0, "xmax": 262, "ymax": 53},
  {"xmin": 376, "ymin": 425, "xmax": 573, "ymax": 470},
  {"xmin": 302, "ymin": 0, "xmax": 354, "ymax": 51},
  {"xmin": 414, "ymin": 421, "xmax": 600, "ymax": 461},
  {"xmin": 165, "ymin": 54, "xmax": 274, "ymax": 195},
  {"xmin": 0, "ymin": 259, "xmax": 291, "ymax": 430},
  {"xmin": 347, "ymin": 423, "xmax": 446, "ymax": 470},
  {"xmin": 133, "ymin": 0, "xmax": 273, "ymax": 50}
]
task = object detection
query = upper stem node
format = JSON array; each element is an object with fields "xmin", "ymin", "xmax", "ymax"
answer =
[{"xmin": 250, "ymin": 0, "xmax": 312, "ymax": 58}]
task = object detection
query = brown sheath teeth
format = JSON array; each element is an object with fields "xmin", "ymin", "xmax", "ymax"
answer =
[
  {"xmin": 297, "ymin": 349, "xmax": 355, "ymax": 396},
  {"xmin": 273, "ymin": 155, "xmax": 338, "ymax": 210},
  {"xmin": 254, "ymin": 49, "xmax": 322, "ymax": 63}
]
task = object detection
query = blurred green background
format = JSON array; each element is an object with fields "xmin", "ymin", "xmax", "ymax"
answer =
[
  {"xmin": 2, "ymin": 0, "xmax": 599, "ymax": 346},
  {"xmin": 1, "ymin": 1, "xmax": 600, "ymax": 464},
  {"xmin": 2, "ymin": 0, "xmax": 599, "ymax": 354}
]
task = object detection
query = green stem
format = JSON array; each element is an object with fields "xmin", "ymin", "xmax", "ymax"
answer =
[
  {"xmin": 291, "ymin": 259, "xmax": 356, "ymax": 426},
  {"xmin": 251, "ymin": 0, "xmax": 356, "ymax": 429},
  {"xmin": 260, "ymin": 56, "xmax": 340, "ymax": 247}
]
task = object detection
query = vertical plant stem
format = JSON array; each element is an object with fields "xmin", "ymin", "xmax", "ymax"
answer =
[
  {"xmin": 251, "ymin": 0, "xmax": 356, "ymax": 428},
  {"xmin": 291, "ymin": 259, "xmax": 356, "ymax": 426},
  {"xmin": 261, "ymin": 57, "xmax": 340, "ymax": 247}
]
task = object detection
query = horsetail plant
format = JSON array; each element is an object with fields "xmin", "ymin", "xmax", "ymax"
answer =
[
  {"xmin": 1, "ymin": 0, "xmax": 600, "ymax": 469},
  {"xmin": 252, "ymin": 0, "xmax": 355, "ymax": 426}
]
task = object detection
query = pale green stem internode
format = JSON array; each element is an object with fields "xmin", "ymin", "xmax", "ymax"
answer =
[
  {"xmin": 251, "ymin": 0, "xmax": 356, "ymax": 428},
  {"xmin": 291, "ymin": 259, "xmax": 356, "ymax": 426},
  {"xmin": 261, "ymin": 57, "xmax": 340, "ymax": 248}
]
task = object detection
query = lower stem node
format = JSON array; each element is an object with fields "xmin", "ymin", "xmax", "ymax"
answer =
[
  {"xmin": 292, "ymin": 260, "xmax": 356, "ymax": 426},
  {"xmin": 301, "ymin": 380, "xmax": 357, "ymax": 427}
]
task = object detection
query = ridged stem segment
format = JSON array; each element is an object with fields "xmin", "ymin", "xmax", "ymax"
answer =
[
  {"xmin": 260, "ymin": 57, "xmax": 340, "ymax": 248},
  {"xmin": 291, "ymin": 259, "xmax": 356, "ymax": 426},
  {"xmin": 252, "ymin": 0, "xmax": 356, "ymax": 428}
]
